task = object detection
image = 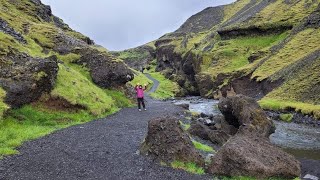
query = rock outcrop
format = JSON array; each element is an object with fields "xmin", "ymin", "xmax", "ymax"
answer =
[
  {"xmin": 207, "ymin": 95, "xmax": 301, "ymax": 178},
  {"xmin": 218, "ymin": 95, "xmax": 275, "ymax": 137},
  {"xmin": 207, "ymin": 134, "xmax": 301, "ymax": 178},
  {"xmin": 75, "ymin": 48, "xmax": 134, "ymax": 88},
  {"xmin": 140, "ymin": 116, "xmax": 204, "ymax": 167},
  {"xmin": 0, "ymin": 53, "xmax": 58, "ymax": 108}
]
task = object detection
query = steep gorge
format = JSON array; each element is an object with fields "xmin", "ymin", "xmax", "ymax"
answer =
[{"xmin": 118, "ymin": 0, "xmax": 320, "ymax": 119}]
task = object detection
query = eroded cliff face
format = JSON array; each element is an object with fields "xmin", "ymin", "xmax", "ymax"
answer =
[
  {"xmin": 0, "ymin": 0, "xmax": 133, "ymax": 113},
  {"xmin": 151, "ymin": 0, "xmax": 320, "ymax": 118}
]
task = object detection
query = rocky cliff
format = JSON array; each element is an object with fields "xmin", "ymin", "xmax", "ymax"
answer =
[
  {"xmin": 0, "ymin": 0, "xmax": 134, "ymax": 119},
  {"xmin": 145, "ymin": 0, "xmax": 320, "ymax": 119}
]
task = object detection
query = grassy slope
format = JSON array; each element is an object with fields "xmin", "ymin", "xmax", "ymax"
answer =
[
  {"xmin": 0, "ymin": 0, "xmax": 136, "ymax": 157},
  {"xmin": 154, "ymin": 0, "xmax": 320, "ymax": 118}
]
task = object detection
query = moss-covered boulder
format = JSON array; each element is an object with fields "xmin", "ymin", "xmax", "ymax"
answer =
[
  {"xmin": 0, "ymin": 53, "xmax": 58, "ymax": 108},
  {"xmin": 74, "ymin": 48, "xmax": 134, "ymax": 88},
  {"xmin": 218, "ymin": 95, "xmax": 275, "ymax": 137},
  {"xmin": 140, "ymin": 116, "xmax": 204, "ymax": 167},
  {"xmin": 207, "ymin": 134, "xmax": 301, "ymax": 179}
]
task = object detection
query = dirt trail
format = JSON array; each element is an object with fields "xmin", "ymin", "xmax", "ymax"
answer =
[{"xmin": 0, "ymin": 76, "xmax": 209, "ymax": 180}]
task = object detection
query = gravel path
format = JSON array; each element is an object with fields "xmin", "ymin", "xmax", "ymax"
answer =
[{"xmin": 0, "ymin": 76, "xmax": 209, "ymax": 180}]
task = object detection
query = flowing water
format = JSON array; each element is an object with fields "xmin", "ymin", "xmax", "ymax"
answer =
[{"xmin": 173, "ymin": 97, "xmax": 320, "ymax": 160}]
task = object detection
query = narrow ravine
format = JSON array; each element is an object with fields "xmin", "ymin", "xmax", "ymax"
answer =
[{"xmin": 0, "ymin": 77, "xmax": 210, "ymax": 180}]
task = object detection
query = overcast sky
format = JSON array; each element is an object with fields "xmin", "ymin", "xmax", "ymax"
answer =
[{"xmin": 42, "ymin": 0, "xmax": 234, "ymax": 51}]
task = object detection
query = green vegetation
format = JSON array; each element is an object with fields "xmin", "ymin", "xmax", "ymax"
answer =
[
  {"xmin": 0, "ymin": 88, "xmax": 9, "ymax": 120},
  {"xmin": 129, "ymin": 70, "xmax": 154, "ymax": 89},
  {"xmin": 0, "ymin": 104, "xmax": 97, "ymax": 158},
  {"xmin": 171, "ymin": 161, "xmax": 205, "ymax": 175},
  {"xmin": 253, "ymin": 28, "xmax": 320, "ymax": 81},
  {"xmin": 192, "ymin": 140, "xmax": 215, "ymax": 153},
  {"xmin": 149, "ymin": 72, "xmax": 180, "ymax": 100},
  {"xmin": 279, "ymin": 114, "xmax": 294, "ymax": 122},
  {"xmin": 259, "ymin": 98, "xmax": 320, "ymax": 119},
  {"xmin": 201, "ymin": 32, "xmax": 288, "ymax": 76},
  {"xmin": 180, "ymin": 121, "xmax": 191, "ymax": 131},
  {"xmin": 51, "ymin": 64, "xmax": 116, "ymax": 116}
]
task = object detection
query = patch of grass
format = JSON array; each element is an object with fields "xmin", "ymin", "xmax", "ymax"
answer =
[
  {"xmin": 0, "ymin": 87, "xmax": 9, "ymax": 120},
  {"xmin": 104, "ymin": 89, "xmax": 133, "ymax": 108},
  {"xmin": 129, "ymin": 70, "xmax": 154, "ymax": 89},
  {"xmin": 171, "ymin": 161, "xmax": 205, "ymax": 175},
  {"xmin": 0, "ymin": 104, "xmax": 98, "ymax": 158},
  {"xmin": 192, "ymin": 140, "xmax": 215, "ymax": 153},
  {"xmin": 218, "ymin": 176, "xmax": 288, "ymax": 180},
  {"xmin": 259, "ymin": 98, "xmax": 320, "ymax": 119},
  {"xmin": 179, "ymin": 121, "xmax": 191, "ymax": 131},
  {"xmin": 202, "ymin": 32, "xmax": 287, "ymax": 76},
  {"xmin": 279, "ymin": 113, "xmax": 294, "ymax": 122},
  {"xmin": 149, "ymin": 72, "xmax": 180, "ymax": 100},
  {"xmin": 29, "ymin": 23, "xmax": 58, "ymax": 49},
  {"xmin": 56, "ymin": 53, "xmax": 81, "ymax": 63},
  {"xmin": 51, "ymin": 64, "xmax": 116, "ymax": 116}
]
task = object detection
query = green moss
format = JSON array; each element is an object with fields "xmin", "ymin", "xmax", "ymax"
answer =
[
  {"xmin": 180, "ymin": 121, "xmax": 191, "ymax": 131},
  {"xmin": 56, "ymin": 53, "xmax": 81, "ymax": 63},
  {"xmin": 202, "ymin": 32, "xmax": 287, "ymax": 76},
  {"xmin": 0, "ymin": 88, "xmax": 9, "ymax": 120},
  {"xmin": 129, "ymin": 70, "xmax": 154, "ymax": 89},
  {"xmin": 0, "ymin": 104, "xmax": 97, "ymax": 158},
  {"xmin": 223, "ymin": 0, "xmax": 252, "ymax": 22},
  {"xmin": 51, "ymin": 64, "xmax": 116, "ymax": 116},
  {"xmin": 253, "ymin": 28, "xmax": 320, "ymax": 81},
  {"xmin": 192, "ymin": 140, "xmax": 215, "ymax": 153},
  {"xmin": 259, "ymin": 98, "xmax": 320, "ymax": 119},
  {"xmin": 29, "ymin": 23, "xmax": 58, "ymax": 49},
  {"xmin": 149, "ymin": 72, "xmax": 180, "ymax": 100},
  {"xmin": 171, "ymin": 161, "xmax": 205, "ymax": 175},
  {"xmin": 104, "ymin": 89, "xmax": 133, "ymax": 108},
  {"xmin": 279, "ymin": 114, "xmax": 294, "ymax": 122}
]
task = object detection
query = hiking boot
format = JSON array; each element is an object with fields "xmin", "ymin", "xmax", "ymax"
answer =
[
  {"xmin": 139, "ymin": 109, "xmax": 142, "ymax": 112},
  {"xmin": 144, "ymin": 109, "xmax": 147, "ymax": 111}
]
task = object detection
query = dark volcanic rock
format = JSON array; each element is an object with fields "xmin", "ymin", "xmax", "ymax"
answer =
[
  {"xmin": 189, "ymin": 121, "xmax": 231, "ymax": 145},
  {"xmin": 0, "ymin": 53, "xmax": 58, "ymax": 108},
  {"xmin": 207, "ymin": 130, "xmax": 231, "ymax": 146},
  {"xmin": 218, "ymin": 95, "xmax": 275, "ymax": 137},
  {"xmin": 175, "ymin": 6, "xmax": 224, "ymax": 34},
  {"xmin": 75, "ymin": 48, "xmax": 134, "ymax": 88},
  {"xmin": 207, "ymin": 134, "xmax": 301, "ymax": 179},
  {"xmin": 0, "ymin": 18, "xmax": 26, "ymax": 43},
  {"xmin": 140, "ymin": 116, "xmax": 204, "ymax": 166}
]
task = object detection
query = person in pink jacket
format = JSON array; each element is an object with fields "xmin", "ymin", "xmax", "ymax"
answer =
[{"xmin": 135, "ymin": 83, "xmax": 147, "ymax": 111}]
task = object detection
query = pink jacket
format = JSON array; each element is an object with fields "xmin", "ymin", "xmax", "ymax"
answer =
[{"xmin": 135, "ymin": 86, "xmax": 146, "ymax": 98}]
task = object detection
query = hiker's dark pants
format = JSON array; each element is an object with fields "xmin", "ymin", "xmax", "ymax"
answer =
[{"xmin": 137, "ymin": 98, "xmax": 145, "ymax": 109}]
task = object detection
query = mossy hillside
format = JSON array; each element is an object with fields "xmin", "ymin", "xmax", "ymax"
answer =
[
  {"xmin": 222, "ymin": 0, "xmax": 252, "ymax": 22},
  {"xmin": 149, "ymin": 72, "xmax": 181, "ymax": 100},
  {"xmin": 248, "ymin": 0, "xmax": 320, "ymax": 28},
  {"xmin": 200, "ymin": 32, "xmax": 288, "ymax": 77},
  {"xmin": 252, "ymin": 28, "xmax": 320, "ymax": 81},
  {"xmin": 51, "ymin": 64, "xmax": 117, "ymax": 116},
  {"xmin": 222, "ymin": 0, "xmax": 320, "ymax": 30},
  {"xmin": 129, "ymin": 69, "xmax": 154, "ymax": 89},
  {"xmin": 0, "ymin": 87, "xmax": 9, "ymax": 120}
]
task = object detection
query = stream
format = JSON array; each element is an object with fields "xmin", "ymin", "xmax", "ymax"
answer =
[{"xmin": 172, "ymin": 97, "xmax": 320, "ymax": 161}]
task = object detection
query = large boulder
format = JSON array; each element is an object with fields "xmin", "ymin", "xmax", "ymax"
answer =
[
  {"xmin": 218, "ymin": 95, "xmax": 275, "ymax": 137},
  {"xmin": 74, "ymin": 48, "xmax": 134, "ymax": 88},
  {"xmin": 140, "ymin": 116, "xmax": 204, "ymax": 167},
  {"xmin": 189, "ymin": 121, "xmax": 231, "ymax": 145},
  {"xmin": 0, "ymin": 53, "xmax": 58, "ymax": 108},
  {"xmin": 207, "ymin": 134, "xmax": 301, "ymax": 179}
]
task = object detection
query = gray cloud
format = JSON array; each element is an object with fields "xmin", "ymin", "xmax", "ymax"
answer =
[{"xmin": 42, "ymin": 0, "xmax": 235, "ymax": 51}]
